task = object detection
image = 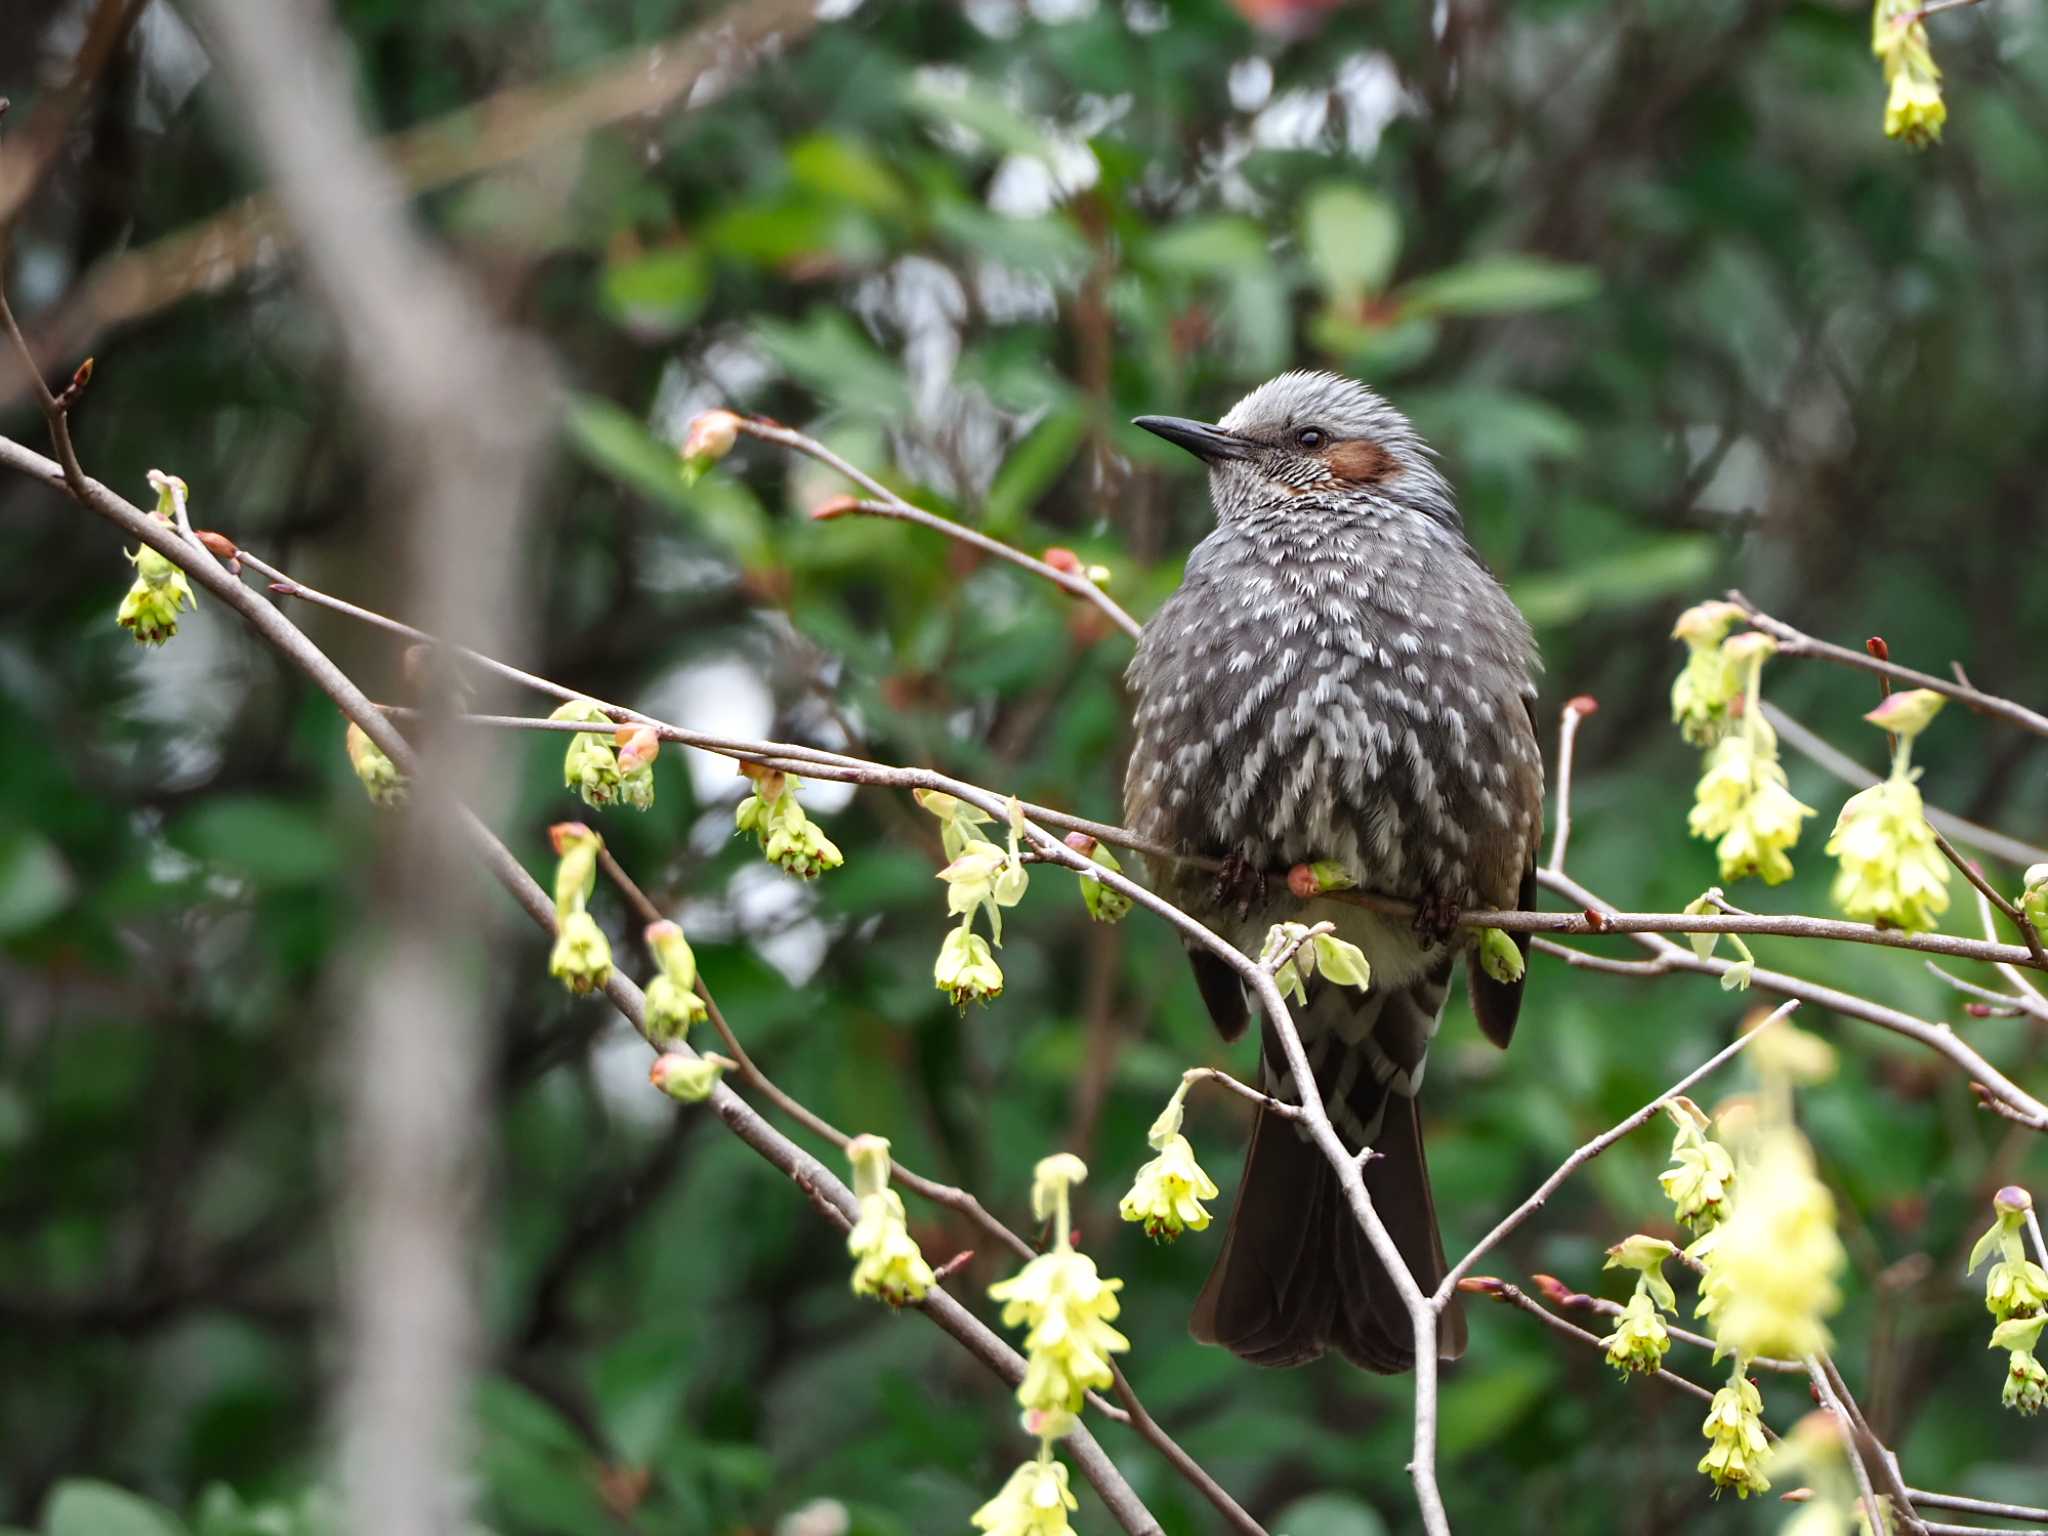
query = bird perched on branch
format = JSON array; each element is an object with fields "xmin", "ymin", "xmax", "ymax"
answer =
[{"xmin": 1124, "ymin": 371, "xmax": 1543, "ymax": 1372}]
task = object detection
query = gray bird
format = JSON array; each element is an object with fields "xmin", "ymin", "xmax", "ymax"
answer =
[{"xmin": 1124, "ymin": 371, "xmax": 1543, "ymax": 1372}]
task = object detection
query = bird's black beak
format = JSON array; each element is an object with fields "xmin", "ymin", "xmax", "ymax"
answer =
[{"xmin": 1133, "ymin": 415, "xmax": 1251, "ymax": 463}]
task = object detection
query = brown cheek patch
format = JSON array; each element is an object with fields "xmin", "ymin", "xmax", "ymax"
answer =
[{"xmin": 1320, "ymin": 439, "xmax": 1395, "ymax": 486}]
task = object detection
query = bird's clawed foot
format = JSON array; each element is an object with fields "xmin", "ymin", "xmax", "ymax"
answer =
[
  {"xmin": 1214, "ymin": 850, "xmax": 1268, "ymax": 922},
  {"xmin": 1412, "ymin": 892, "xmax": 1462, "ymax": 950}
]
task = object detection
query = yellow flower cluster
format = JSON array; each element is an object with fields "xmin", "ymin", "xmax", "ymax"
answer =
[
  {"xmin": 550, "ymin": 697, "xmax": 657, "ymax": 811},
  {"xmin": 1969, "ymin": 1187, "xmax": 2048, "ymax": 1416},
  {"xmin": 546, "ymin": 822, "xmax": 614, "ymax": 995},
  {"xmin": 971, "ymin": 1457, "xmax": 1078, "ymax": 1536},
  {"xmin": 1872, "ymin": 0, "xmax": 1946, "ymax": 147},
  {"xmin": 1600, "ymin": 1236, "xmax": 1678, "ymax": 1377},
  {"xmin": 1694, "ymin": 1123, "xmax": 1845, "ymax": 1362},
  {"xmin": 344, "ymin": 721, "xmax": 408, "ymax": 808},
  {"xmin": 735, "ymin": 766, "xmax": 843, "ymax": 878},
  {"xmin": 924, "ymin": 792, "xmax": 1028, "ymax": 1005},
  {"xmin": 1687, "ymin": 725, "xmax": 1814, "ymax": 886},
  {"xmin": 1669, "ymin": 601, "xmax": 1747, "ymax": 745},
  {"xmin": 1659, "ymin": 1097, "xmax": 1735, "ymax": 1233},
  {"xmin": 1825, "ymin": 693, "xmax": 1951, "ymax": 931},
  {"xmin": 1070, "ymin": 836, "xmax": 1132, "ymax": 924},
  {"xmin": 1675, "ymin": 625, "xmax": 1814, "ymax": 886},
  {"xmin": 845, "ymin": 1135, "xmax": 936, "ymax": 1307},
  {"xmin": 1698, "ymin": 1367, "xmax": 1771, "ymax": 1498},
  {"xmin": 648, "ymin": 1051, "xmax": 727, "ymax": 1102},
  {"xmin": 117, "ymin": 472, "xmax": 200, "ymax": 646},
  {"xmin": 642, "ymin": 919, "xmax": 708, "ymax": 1042},
  {"xmin": 989, "ymin": 1156, "xmax": 1129, "ymax": 1419},
  {"xmin": 1117, "ymin": 1083, "xmax": 1219, "ymax": 1242}
]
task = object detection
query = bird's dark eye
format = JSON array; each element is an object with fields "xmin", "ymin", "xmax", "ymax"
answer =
[{"xmin": 1295, "ymin": 427, "xmax": 1325, "ymax": 449}]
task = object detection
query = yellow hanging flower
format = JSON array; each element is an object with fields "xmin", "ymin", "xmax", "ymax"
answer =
[
  {"xmin": 1118, "ymin": 1083, "xmax": 1219, "ymax": 1242},
  {"xmin": 1602, "ymin": 1287, "xmax": 1673, "ymax": 1377},
  {"xmin": 735, "ymin": 766, "xmax": 843, "ymax": 878},
  {"xmin": 845, "ymin": 1135, "xmax": 936, "ymax": 1307},
  {"xmin": 1070, "ymin": 836, "xmax": 1132, "ymax": 924},
  {"xmin": 642, "ymin": 920, "xmax": 708, "ymax": 1042},
  {"xmin": 1827, "ymin": 775, "xmax": 1949, "ymax": 931},
  {"xmin": 549, "ymin": 909, "xmax": 613, "ymax": 995},
  {"xmin": 1993, "ymin": 1315, "xmax": 2048, "ymax": 1415},
  {"xmin": 547, "ymin": 823, "xmax": 612, "ymax": 995},
  {"xmin": 1698, "ymin": 1366, "xmax": 1772, "ymax": 1498},
  {"xmin": 1689, "ymin": 731, "xmax": 1814, "ymax": 886},
  {"xmin": 1600, "ymin": 1235, "xmax": 1679, "ymax": 1377},
  {"xmin": 648, "ymin": 1051, "xmax": 728, "ymax": 1102},
  {"xmin": 1873, "ymin": 0, "xmax": 1946, "ymax": 147},
  {"xmin": 1659, "ymin": 1099, "xmax": 1736, "ymax": 1234},
  {"xmin": 971, "ymin": 1457, "xmax": 1078, "ymax": 1536},
  {"xmin": 1827, "ymin": 690, "xmax": 1950, "ymax": 931},
  {"xmin": 344, "ymin": 721, "xmax": 409, "ymax": 807},
  {"xmin": 989, "ymin": 1155, "xmax": 1129, "ymax": 1417},
  {"xmin": 1669, "ymin": 601, "xmax": 1748, "ymax": 746},
  {"xmin": 1695, "ymin": 1125, "xmax": 1845, "ymax": 1361},
  {"xmin": 934, "ymin": 924, "xmax": 1004, "ymax": 1005},
  {"xmin": 118, "ymin": 544, "xmax": 198, "ymax": 646},
  {"xmin": 1968, "ymin": 1186, "xmax": 2048, "ymax": 1322}
]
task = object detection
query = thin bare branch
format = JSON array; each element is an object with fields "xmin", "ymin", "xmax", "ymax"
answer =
[
  {"xmin": 1547, "ymin": 695, "xmax": 1597, "ymax": 874},
  {"xmin": 1734, "ymin": 594, "xmax": 2048, "ymax": 741},
  {"xmin": 737, "ymin": 414, "xmax": 1142, "ymax": 641},
  {"xmin": 1808, "ymin": 1357, "xmax": 1899, "ymax": 1536},
  {"xmin": 1907, "ymin": 1490, "xmax": 2048, "ymax": 1526},
  {"xmin": 1437, "ymin": 1001, "xmax": 1796, "ymax": 1302}
]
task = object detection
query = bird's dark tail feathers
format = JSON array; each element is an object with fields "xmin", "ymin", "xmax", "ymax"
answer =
[{"xmin": 1189, "ymin": 1026, "xmax": 1465, "ymax": 1373}]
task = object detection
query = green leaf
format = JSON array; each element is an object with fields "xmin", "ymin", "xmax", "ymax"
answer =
[
  {"xmin": 45, "ymin": 1482, "xmax": 189, "ymax": 1536},
  {"xmin": 1509, "ymin": 535, "xmax": 1720, "ymax": 628},
  {"xmin": 1269, "ymin": 1493, "xmax": 1388, "ymax": 1536},
  {"xmin": 562, "ymin": 395, "xmax": 690, "ymax": 514},
  {"xmin": 599, "ymin": 247, "xmax": 709, "ymax": 338},
  {"xmin": 1145, "ymin": 216, "xmax": 1268, "ymax": 276},
  {"xmin": 1300, "ymin": 183, "xmax": 1401, "ymax": 301},
  {"xmin": 1400, "ymin": 255, "xmax": 1599, "ymax": 316},
  {"xmin": 901, "ymin": 75, "xmax": 1055, "ymax": 161},
  {"xmin": 787, "ymin": 134, "xmax": 912, "ymax": 216},
  {"xmin": 0, "ymin": 828, "xmax": 73, "ymax": 937},
  {"xmin": 754, "ymin": 312, "xmax": 909, "ymax": 417},
  {"xmin": 170, "ymin": 799, "xmax": 339, "ymax": 888}
]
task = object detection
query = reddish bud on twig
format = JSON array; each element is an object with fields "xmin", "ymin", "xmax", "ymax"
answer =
[
  {"xmin": 195, "ymin": 529, "xmax": 238, "ymax": 561},
  {"xmin": 1965, "ymin": 1002, "xmax": 1995, "ymax": 1018},
  {"xmin": 1866, "ymin": 636, "xmax": 1890, "ymax": 662},
  {"xmin": 1063, "ymin": 831, "xmax": 1099, "ymax": 857},
  {"xmin": 1582, "ymin": 908, "xmax": 1610, "ymax": 932},
  {"xmin": 1565, "ymin": 694, "xmax": 1599, "ymax": 716},
  {"xmin": 1457, "ymin": 1275, "xmax": 1508, "ymax": 1298},
  {"xmin": 1043, "ymin": 546, "xmax": 1083, "ymax": 575},
  {"xmin": 810, "ymin": 494, "xmax": 861, "ymax": 521},
  {"xmin": 932, "ymin": 1249, "xmax": 976, "ymax": 1282},
  {"xmin": 613, "ymin": 725, "xmax": 659, "ymax": 775},
  {"xmin": 548, "ymin": 820, "xmax": 594, "ymax": 857},
  {"xmin": 267, "ymin": 581, "xmax": 294, "ymax": 594},
  {"xmin": 1287, "ymin": 863, "xmax": 1319, "ymax": 900},
  {"xmin": 1529, "ymin": 1273, "xmax": 1578, "ymax": 1307},
  {"xmin": 56, "ymin": 357, "xmax": 94, "ymax": 409}
]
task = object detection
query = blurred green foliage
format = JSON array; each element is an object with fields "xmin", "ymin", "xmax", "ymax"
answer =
[{"xmin": 3, "ymin": 0, "xmax": 2046, "ymax": 1531}]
